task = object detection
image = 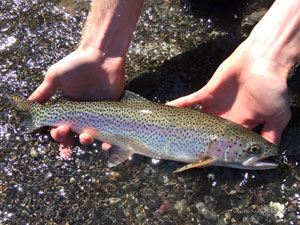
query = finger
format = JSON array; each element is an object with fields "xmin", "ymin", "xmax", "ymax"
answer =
[
  {"xmin": 79, "ymin": 133, "xmax": 94, "ymax": 145},
  {"xmin": 102, "ymin": 142, "xmax": 112, "ymax": 151},
  {"xmin": 167, "ymin": 89, "xmax": 205, "ymax": 108},
  {"xmin": 50, "ymin": 126, "xmax": 70, "ymax": 142},
  {"xmin": 28, "ymin": 80, "xmax": 56, "ymax": 103}
]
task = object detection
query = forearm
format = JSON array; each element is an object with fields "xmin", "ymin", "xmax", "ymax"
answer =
[
  {"xmin": 80, "ymin": 0, "xmax": 144, "ymax": 57},
  {"xmin": 246, "ymin": 0, "xmax": 300, "ymax": 77}
]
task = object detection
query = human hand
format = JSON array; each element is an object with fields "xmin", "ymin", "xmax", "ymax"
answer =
[
  {"xmin": 28, "ymin": 0, "xmax": 144, "ymax": 157},
  {"xmin": 167, "ymin": 41, "xmax": 291, "ymax": 145},
  {"xmin": 29, "ymin": 46, "xmax": 125, "ymax": 155}
]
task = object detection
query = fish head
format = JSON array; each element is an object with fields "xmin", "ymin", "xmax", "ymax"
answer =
[{"xmin": 208, "ymin": 137, "xmax": 279, "ymax": 170}]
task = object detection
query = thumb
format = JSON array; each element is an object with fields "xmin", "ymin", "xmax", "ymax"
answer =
[
  {"xmin": 167, "ymin": 88, "xmax": 207, "ymax": 108},
  {"xmin": 28, "ymin": 80, "xmax": 56, "ymax": 103}
]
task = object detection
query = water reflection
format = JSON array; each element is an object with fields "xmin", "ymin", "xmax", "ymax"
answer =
[{"xmin": 0, "ymin": 36, "xmax": 17, "ymax": 51}]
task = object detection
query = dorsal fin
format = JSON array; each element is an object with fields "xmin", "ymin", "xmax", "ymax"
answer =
[{"xmin": 120, "ymin": 91, "xmax": 148, "ymax": 101}]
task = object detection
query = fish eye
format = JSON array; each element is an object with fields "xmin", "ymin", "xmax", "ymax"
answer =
[{"xmin": 247, "ymin": 144, "xmax": 262, "ymax": 154}]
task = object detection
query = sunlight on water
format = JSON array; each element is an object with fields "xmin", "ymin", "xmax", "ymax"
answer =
[
  {"xmin": 0, "ymin": 36, "xmax": 16, "ymax": 51},
  {"xmin": 0, "ymin": 211, "xmax": 14, "ymax": 224},
  {"xmin": 151, "ymin": 158, "xmax": 160, "ymax": 164},
  {"xmin": 0, "ymin": 124, "xmax": 9, "ymax": 140}
]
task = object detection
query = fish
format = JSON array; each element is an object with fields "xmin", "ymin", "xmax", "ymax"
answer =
[{"xmin": 7, "ymin": 91, "xmax": 279, "ymax": 172}]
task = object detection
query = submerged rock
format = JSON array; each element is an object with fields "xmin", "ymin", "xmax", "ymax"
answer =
[{"xmin": 195, "ymin": 201, "xmax": 218, "ymax": 221}]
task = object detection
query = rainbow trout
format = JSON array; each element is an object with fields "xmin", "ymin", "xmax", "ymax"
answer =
[{"xmin": 7, "ymin": 91, "xmax": 278, "ymax": 172}]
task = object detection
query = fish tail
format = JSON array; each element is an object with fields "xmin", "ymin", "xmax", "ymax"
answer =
[
  {"xmin": 7, "ymin": 94, "xmax": 39, "ymax": 133},
  {"xmin": 7, "ymin": 94, "xmax": 34, "ymax": 112}
]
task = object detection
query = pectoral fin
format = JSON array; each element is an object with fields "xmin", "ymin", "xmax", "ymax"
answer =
[
  {"xmin": 174, "ymin": 157, "xmax": 215, "ymax": 173},
  {"xmin": 107, "ymin": 146, "xmax": 134, "ymax": 168}
]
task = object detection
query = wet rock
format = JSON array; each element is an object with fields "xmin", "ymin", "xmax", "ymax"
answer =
[
  {"xmin": 108, "ymin": 198, "xmax": 121, "ymax": 205},
  {"xmin": 130, "ymin": 180, "xmax": 142, "ymax": 190},
  {"xmin": 233, "ymin": 182, "xmax": 245, "ymax": 194},
  {"xmin": 159, "ymin": 199, "xmax": 174, "ymax": 215},
  {"xmin": 195, "ymin": 201, "xmax": 218, "ymax": 221},
  {"xmin": 174, "ymin": 199, "xmax": 190, "ymax": 218},
  {"xmin": 123, "ymin": 206, "xmax": 131, "ymax": 218},
  {"xmin": 30, "ymin": 148, "xmax": 38, "ymax": 158},
  {"xmin": 44, "ymin": 172, "xmax": 53, "ymax": 182},
  {"xmin": 241, "ymin": 9, "xmax": 266, "ymax": 28},
  {"xmin": 249, "ymin": 215, "xmax": 260, "ymax": 225},
  {"xmin": 10, "ymin": 154, "xmax": 18, "ymax": 161},
  {"xmin": 222, "ymin": 211, "xmax": 232, "ymax": 224},
  {"xmin": 108, "ymin": 171, "xmax": 120, "ymax": 182},
  {"xmin": 269, "ymin": 201, "xmax": 285, "ymax": 220},
  {"xmin": 216, "ymin": 219, "xmax": 227, "ymax": 225},
  {"xmin": 203, "ymin": 195, "xmax": 217, "ymax": 209},
  {"xmin": 136, "ymin": 209, "xmax": 146, "ymax": 223},
  {"xmin": 253, "ymin": 188, "xmax": 266, "ymax": 205},
  {"xmin": 142, "ymin": 166, "xmax": 151, "ymax": 175}
]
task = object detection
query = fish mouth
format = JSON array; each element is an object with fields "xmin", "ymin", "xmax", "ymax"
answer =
[{"xmin": 242, "ymin": 157, "xmax": 278, "ymax": 170}]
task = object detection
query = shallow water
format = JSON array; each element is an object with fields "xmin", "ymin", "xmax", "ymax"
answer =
[{"xmin": 1, "ymin": 0, "xmax": 300, "ymax": 224}]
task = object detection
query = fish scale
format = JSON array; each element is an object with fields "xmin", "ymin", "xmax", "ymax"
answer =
[{"xmin": 7, "ymin": 92, "xmax": 279, "ymax": 171}]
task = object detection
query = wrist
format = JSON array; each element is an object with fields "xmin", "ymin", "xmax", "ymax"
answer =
[
  {"xmin": 80, "ymin": 0, "xmax": 144, "ymax": 57},
  {"xmin": 244, "ymin": 0, "xmax": 300, "ymax": 79},
  {"xmin": 242, "ymin": 36, "xmax": 292, "ymax": 80},
  {"xmin": 235, "ymin": 38, "xmax": 294, "ymax": 83}
]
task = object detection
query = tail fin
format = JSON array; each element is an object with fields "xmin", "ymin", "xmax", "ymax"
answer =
[
  {"xmin": 6, "ymin": 94, "xmax": 34, "ymax": 112},
  {"xmin": 7, "ymin": 94, "xmax": 39, "ymax": 133}
]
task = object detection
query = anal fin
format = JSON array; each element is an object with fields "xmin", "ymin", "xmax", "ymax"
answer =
[
  {"xmin": 174, "ymin": 157, "xmax": 214, "ymax": 173},
  {"xmin": 107, "ymin": 146, "xmax": 134, "ymax": 168}
]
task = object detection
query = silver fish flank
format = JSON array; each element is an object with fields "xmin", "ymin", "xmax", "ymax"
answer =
[{"xmin": 7, "ymin": 92, "xmax": 279, "ymax": 172}]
